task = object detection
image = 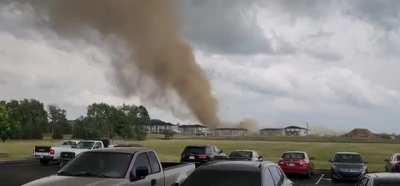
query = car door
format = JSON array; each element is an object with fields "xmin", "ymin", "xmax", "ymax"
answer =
[
  {"xmin": 268, "ymin": 165, "xmax": 283, "ymax": 186},
  {"xmin": 129, "ymin": 152, "xmax": 153, "ymax": 186},
  {"xmin": 147, "ymin": 151, "xmax": 164, "ymax": 186}
]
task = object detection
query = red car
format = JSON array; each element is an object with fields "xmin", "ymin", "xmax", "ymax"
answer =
[{"xmin": 278, "ymin": 151, "xmax": 314, "ymax": 177}]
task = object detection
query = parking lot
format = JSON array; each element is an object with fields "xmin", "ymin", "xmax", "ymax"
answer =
[{"xmin": 0, "ymin": 160, "xmax": 356, "ymax": 186}]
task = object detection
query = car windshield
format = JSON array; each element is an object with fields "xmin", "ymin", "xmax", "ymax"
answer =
[
  {"xmin": 229, "ymin": 151, "xmax": 252, "ymax": 159},
  {"xmin": 184, "ymin": 147, "xmax": 206, "ymax": 155},
  {"xmin": 334, "ymin": 154, "xmax": 363, "ymax": 163},
  {"xmin": 282, "ymin": 153, "xmax": 305, "ymax": 160},
  {"xmin": 182, "ymin": 170, "xmax": 261, "ymax": 186},
  {"xmin": 58, "ymin": 152, "xmax": 132, "ymax": 178},
  {"xmin": 74, "ymin": 141, "xmax": 95, "ymax": 149}
]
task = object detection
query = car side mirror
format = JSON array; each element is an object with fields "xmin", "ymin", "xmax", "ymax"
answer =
[
  {"xmin": 258, "ymin": 156, "xmax": 264, "ymax": 161},
  {"xmin": 130, "ymin": 166, "xmax": 149, "ymax": 182}
]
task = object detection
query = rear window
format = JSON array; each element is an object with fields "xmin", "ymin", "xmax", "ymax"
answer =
[
  {"xmin": 229, "ymin": 151, "xmax": 252, "ymax": 159},
  {"xmin": 182, "ymin": 170, "xmax": 261, "ymax": 186},
  {"xmin": 282, "ymin": 153, "xmax": 305, "ymax": 160},
  {"xmin": 183, "ymin": 147, "xmax": 206, "ymax": 155},
  {"xmin": 334, "ymin": 154, "xmax": 363, "ymax": 163}
]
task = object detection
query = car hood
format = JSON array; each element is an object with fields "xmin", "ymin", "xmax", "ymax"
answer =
[{"xmin": 23, "ymin": 175, "xmax": 126, "ymax": 186}]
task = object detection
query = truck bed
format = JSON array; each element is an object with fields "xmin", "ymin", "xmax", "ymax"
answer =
[{"xmin": 162, "ymin": 162, "xmax": 195, "ymax": 185}]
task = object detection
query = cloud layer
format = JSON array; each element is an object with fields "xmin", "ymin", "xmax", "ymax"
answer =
[{"xmin": 1, "ymin": 1, "xmax": 400, "ymax": 133}]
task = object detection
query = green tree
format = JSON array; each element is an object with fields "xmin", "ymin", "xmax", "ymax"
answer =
[
  {"xmin": 0, "ymin": 105, "xmax": 16, "ymax": 142},
  {"xmin": 48, "ymin": 105, "xmax": 68, "ymax": 139},
  {"xmin": 87, "ymin": 103, "xmax": 116, "ymax": 139},
  {"xmin": 71, "ymin": 117, "xmax": 101, "ymax": 140},
  {"xmin": 134, "ymin": 105, "xmax": 150, "ymax": 140},
  {"xmin": 6, "ymin": 99, "xmax": 48, "ymax": 139}
]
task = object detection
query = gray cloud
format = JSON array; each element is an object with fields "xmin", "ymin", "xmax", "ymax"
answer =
[{"xmin": 181, "ymin": 0, "xmax": 272, "ymax": 55}]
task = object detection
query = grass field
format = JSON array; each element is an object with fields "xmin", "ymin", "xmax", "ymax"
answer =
[{"xmin": 1, "ymin": 139, "xmax": 399, "ymax": 172}]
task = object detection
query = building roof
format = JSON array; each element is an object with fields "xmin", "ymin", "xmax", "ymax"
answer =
[
  {"xmin": 260, "ymin": 128, "xmax": 284, "ymax": 131},
  {"xmin": 215, "ymin": 128, "xmax": 248, "ymax": 131},
  {"xmin": 179, "ymin": 124, "xmax": 207, "ymax": 128},
  {"xmin": 284, "ymin": 125, "xmax": 308, "ymax": 130},
  {"xmin": 149, "ymin": 119, "xmax": 176, "ymax": 126}
]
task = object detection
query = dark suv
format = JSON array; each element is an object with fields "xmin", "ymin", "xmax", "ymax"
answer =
[
  {"xmin": 181, "ymin": 145, "xmax": 226, "ymax": 166},
  {"xmin": 330, "ymin": 152, "xmax": 368, "ymax": 182}
]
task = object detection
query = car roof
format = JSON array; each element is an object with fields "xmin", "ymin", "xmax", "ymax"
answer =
[
  {"xmin": 231, "ymin": 150, "xmax": 256, "ymax": 153},
  {"xmin": 91, "ymin": 147, "xmax": 150, "ymax": 154},
  {"xmin": 335, "ymin": 152, "xmax": 360, "ymax": 155},
  {"xmin": 199, "ymin": 161, "xmax": 275, "ymax": 172},
  {"xmin": 367, "ymin": 173, "xmax": 400, "ymax": 180},
  {"xmin": 284, "ymin": 151, "xmax": 307, "ymax": 154}
]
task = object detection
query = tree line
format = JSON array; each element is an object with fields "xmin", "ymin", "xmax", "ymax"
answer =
[{"xmin": 0, "ymin": 99, "xmax": 150, "ymax": 142}]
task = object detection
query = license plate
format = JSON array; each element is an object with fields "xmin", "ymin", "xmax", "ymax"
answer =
[
  {"xmin": 288, "ymin": 163, "xmax": 295, "ymax": 167},
  {"xmin": 189, "ymin": 156, "xmax": 195, "ymax": 160}
]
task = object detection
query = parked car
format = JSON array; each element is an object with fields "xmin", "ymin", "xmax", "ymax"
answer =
[
  {"xmin": 330, "ymin": 152, "xmax": 368, "ymax": 182},
  {"xmin": 180, "ymin": 145, "xmax": 226, "ymax": 166},
  {"xmin": 278, "ymin": 151, "xmax": 314, "ymax": 177},
  {"xmin": 33, "ymin": 140, "xmax": 79, "ymax": 165},
  {"xmin": 229, "ymin": 150, "xmax": 263, "ymax": 161},
  {"xmin": 181, "ymin": 160, "xmax": 293, "ymax": 186},
  {"xmin": 385, "ymin": 153, "xmax": 400, "ymax": 172},
  {"xmin": 59, "ymin": 140, "xmax": 107, "ymax": 167},
  {"xmin": 357, "ymin": 173, "xmax": 400, "ymax": 186},
  {"xmin": 23, "ymin": 147, "xmax": 195, "ymax": 186}
]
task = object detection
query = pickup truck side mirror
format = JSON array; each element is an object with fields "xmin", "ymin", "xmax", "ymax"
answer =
[
  {"xmin": 258, "ymin": 156, "xmax": 264, "ymax": 161},
  {"xmin": 130, "ymin": 166, "xmax": 149, "ymax": 182}
]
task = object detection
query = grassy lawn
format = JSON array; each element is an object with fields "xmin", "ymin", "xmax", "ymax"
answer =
[{"xmin": 1, "ymin": 139, "xmax": 399, "ymax": 172}]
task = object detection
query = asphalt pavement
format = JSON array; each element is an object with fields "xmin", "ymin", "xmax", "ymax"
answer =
[{"xmin": 0, "ymin": 160, "xmax": 356, "ymax": 186}]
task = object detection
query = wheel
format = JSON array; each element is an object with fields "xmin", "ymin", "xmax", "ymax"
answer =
[{"xmin": 40, "ymin": 159, "xmax": 50, "ymax": 166}]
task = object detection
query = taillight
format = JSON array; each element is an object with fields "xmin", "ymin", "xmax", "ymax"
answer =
[
  {"xmin": 198, "ymin": 154, "xmax": 208, "ymax": 159},
  {"xmin": 49, "ymin": 149, "xmax": 55, "ymax": 156}
]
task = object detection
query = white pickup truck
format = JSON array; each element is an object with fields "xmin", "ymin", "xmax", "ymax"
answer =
[
  {"xmin": 59, "ymin": 140, "xmax": 107, "ymax": 167},
  {"xmin": 33, "ymin": 140, "xmax": 79, "ymax": 165},
  {"xmin": 24, "ymin": 147, "xmax": 196, "ymax": 186}
]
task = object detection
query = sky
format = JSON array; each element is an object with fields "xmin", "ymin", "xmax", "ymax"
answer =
[{"xmin": 1, "ymin": 0, "xmax": 400, "ymax": 133}]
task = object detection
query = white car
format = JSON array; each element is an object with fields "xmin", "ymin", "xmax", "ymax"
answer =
[
  {"xmin": 33, "ymin": 140, "xmax": 80, "ymax": 165},
  {"xmin": 59, "ymin": 140, "xmax": 106, "ymax": 167}
]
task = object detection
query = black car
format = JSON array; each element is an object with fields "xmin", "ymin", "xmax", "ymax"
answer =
[
  {"xmin": 180, "ymin": 145, "xmax": 226, "ymax": 166},
  {"xmin": 357, "ymin": 173, "xmax": 400, "ymax": 186},
  {"xmin": 330, "ymin": 152, "xmax": 368, "ymax": 182},
  {"xmin": 181, "ymin": 161, "xmax": 293, "ymax": 186}
]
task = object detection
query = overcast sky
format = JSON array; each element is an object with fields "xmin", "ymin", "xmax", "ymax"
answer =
[{"xmin": 1, "ymin": 0, "xmax": 400, "ymax": 133}]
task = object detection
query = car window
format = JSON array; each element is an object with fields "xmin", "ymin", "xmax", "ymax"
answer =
[
  {"xmin": 282, "ymin": 153, "xmax": 305, "ymax": 160},
  {"xmin": 58, "ymin": 152, "xmax": 132, "ymax": 178},
  {"xmin": 93, "ymin": 142, "xmax": 101, "ymax": 149},
  {"xmin": 183, "ymin": 147, "xmax": 206, "ymax": 155},
  {"xmin": 395, "ymin": 155, "xmax": 400, "ymax": 161},
  {"xmin": 268, "ymin": 166, "xmax": 283, "ymax": 185},
  {"xmin": 147, "ymin": 151, "xmax": 161, "ymax": 173},
  {"xmin": 133, "ymin": 153, "xmax": 151, "ymax": 175},
  {"xmin": 263, "ymin": 167, "xmax": 275, "ymax": 186},
  {"xmin": 334, "ymin": 154, "xmax": 363, "ymax": 163}
]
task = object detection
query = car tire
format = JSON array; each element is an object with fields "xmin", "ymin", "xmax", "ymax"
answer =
[{"xmin": 40, "ymin": 159, "xmax": 50, "ymax": 166}]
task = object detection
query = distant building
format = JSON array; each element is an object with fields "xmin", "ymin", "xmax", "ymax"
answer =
[
  {"xmin": 284, "ymin": 126, "xmax": 310, "ymax": 136},
  {"xmin": 259, "ymin": 125, "xmax": 310, "ymax": 137},
  {"xmin": 146, "ymin": 119, "xmax": 179, "ymax": 134},
  {"xmin": 213, "ymin": 128, "xmax": 248, "ymax": 137},
  {"xmin": 259, "ymin": 128, "xmax": 285, "ymax": 136},
  {"xmin": 343, "ymin": 128, "xmax": 378, "ymax": 139},
  {"xmin": 179, "ymin": 124, "xmax": 209, "ymax": 136}
]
